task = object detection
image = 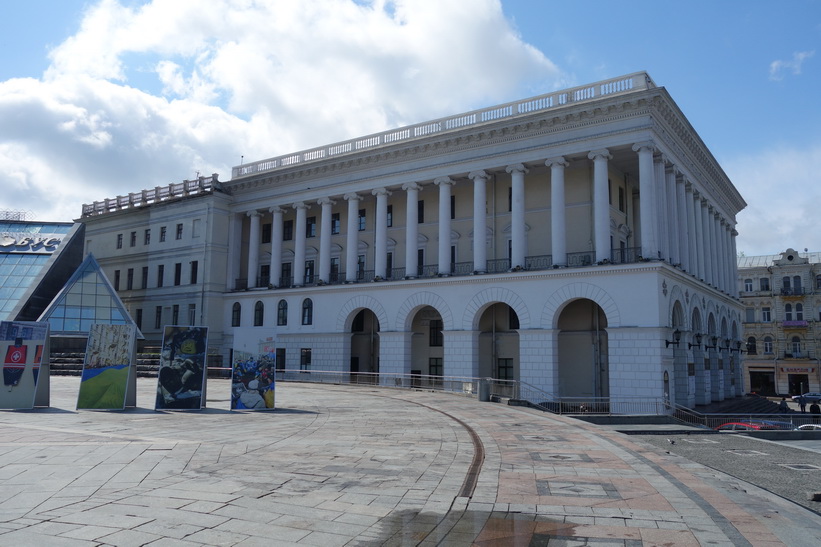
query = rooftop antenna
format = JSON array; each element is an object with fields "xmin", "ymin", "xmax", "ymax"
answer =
[{"xmin": 241, "ymin": 155, "xmax": 244, "ymax": 165}]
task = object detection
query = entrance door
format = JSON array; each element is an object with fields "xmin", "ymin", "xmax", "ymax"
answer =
[
  {"xmin": 789, "ymin": 374, "xmax": 810, "ymax": 396},
  {"xmin": 749, "ymin": 371, "xmax": 775, "ymax": 395}
]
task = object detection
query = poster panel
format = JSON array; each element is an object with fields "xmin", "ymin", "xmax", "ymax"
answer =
[
  {"xmin": 155, "ymin": 326, "xmax": 208, "ymax": 410},
  {"xmin": 231, "ymin": 333, "xmax": 275, "ymax": 410},
  {"xmin": 0, "ymin": 321, "xmax": 50, "ymax": 409},
  {"xmin": 77, "ymin": 324, "xmax": 137, "ymax": 410}
]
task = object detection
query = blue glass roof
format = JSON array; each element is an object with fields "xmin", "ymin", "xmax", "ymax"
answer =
[{"xmin": 0, "ymin": 221, "xmax": 74, "ymax": 322}]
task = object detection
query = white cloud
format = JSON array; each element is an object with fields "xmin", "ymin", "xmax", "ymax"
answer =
[
  {"xmin": 769, "ymin": 50, "xmax": 815, "ymax": 81},
  {"xmin": 726, "ymin": 142, "xmax": 821, "ymax": 256},
  {"xmin": 0, "ymin": 0, "xmax": 561, "ymax": 221}
]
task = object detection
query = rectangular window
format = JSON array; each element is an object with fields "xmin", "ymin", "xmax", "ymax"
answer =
[
  {"xmin": 157, "ymin": 264, "xmax": 165, "ymax": 287},
  {"xmin": 417, "ymin": 248, "xmax": 424, "ymax": 276},
  {"xmin": 172, "ymin": 304, "xmax": 179, "ymax": 325},
  {"xmin": 192, "ymin": 218, "xmax": 201, "ymax": 238},
  {"xmin": 190, "ymin": 261, "xmax": 198, "ymax": 284},
  {"xmin": 130, "ymin": 231, "xmax": 137, "ymax": 247},
  {"xmin": 276, "ymin": 348, "xmax": 286, "ymax": 372},
  {"xmin": 762, "ymin": 307, "xmax": 771, "ymax": 322},
  {"xmin": 744, "ymin": 279, "xmax": 753, "ymax": 292},
  {"xmin": 306, "ymin": 216, "xmax": 317, "ymax": 238},
  {"xmin": 135, "ymin": 308, "xmax": 143, "ymax": 330},
  {"xmin": 450, "ymin": 195, "xmax": 455, "ymax": 220},
  {"xmin": 260, "ymin": 264, "xmax": 270, "ymax": 286},
  {"xmin": 745, "ymin": 308, "xmax": 755, "ymax": 323},
  {"xmin": 114, "ymin": 270, "xmax": 121, "ymax": 291},
  {"xmin": 154, "ymin": 306, "xmax": 162, "ymax": 329},
  {"xmin": 283, "ymin": 219, "xmax": 293, "ymax": 241},
  {"xmin": 141, "ymin": 266, "xmax": 148, "ymax": 289},
  {"xmin": 764, "ymin": 339, "xmax": 773, "ymax": 354},
  {"xmin": 429, "ymin": 319, "xmax": 443, "ymax": 347},
  {"xmin": 357, "ymin": 254, "xmax": 365, "ymax": 280},
  {"xmin": 281, "ymin": 262, "xmax": 292, "ymax": 288},
  {"xmin": 175, "ymin": 223, "xmax": 183, "ymax": 240},
  {"xmin": 331, "ymin": 213, "xmax": 340, "ymax": 234},
  {"xmin": 330, "ymin": 257, "xmax": 340, "ymax": 282},
  {"xmin": 497, "ymin": 358, "xmax": 513, "ymax": 380},
  {"xmin": 126, "ymin": 268, "xmax": 134, "ymax": 290},
  {"xmin": 761, "ymin": 278, "xmax": 770, "ymax": 291},
  {"xmin": 429, "ymin": 357, "xmax": 443, "ymax": 377},
  {"xmin": 262, "ymin": 223, "xmax": 272, "ymax": 244},
  {"xmin": 358, "ymin": 208, "xmax": 366, "ymax": 231},
  {"xmin": 188, "ymin": 304, "xmax": 196, "ymax": 325},
  {"xmin": 160, "ymin": 226, "xmax": 167, "ymax": 242},
  {"xmin": 618, "ymin": 186, "xmax": 625, "ymax": 212},
  {"xmin": 300, "ymin": 348, "xmax": 312, "ymax": 372},
  {"xmin": 417, "ymin": 200, "xmax": 424, "ymax": 224},
  {"xmin": 304, "ymin": 260, "xmax": 315, "ymax": 284},
  {"xmin": 174, "ymin": 263, "xmax": 182, "ymax": 285},
  {"xmin": 386, "ymin": 205, "xmax": 393, "ymax": 227},
  {"xmin": 508, "ymin": 187, "xmax": 512, "ymax": 212},
  {"xmin": 386, "ymin": 252, "xmax": 393, "ymax": 279},
  {"xmin": 116, "ymin": 234, "xmax": 123, "ymax": 249},
  {"xmin": 144, "ymin": 229, "xmax": 150, "ymax": 245}
]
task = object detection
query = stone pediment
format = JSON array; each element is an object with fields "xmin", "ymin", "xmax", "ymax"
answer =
[{"xmin": 774, "ymin": 248, "xmax": 809, "ymax": 266}]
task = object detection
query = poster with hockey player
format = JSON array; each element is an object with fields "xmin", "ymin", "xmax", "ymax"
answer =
[
  {"xmin": 0, "ymin": 321, "xmax": 50, "ymax": 409},
  {"xmin": 155, "ymin": 326, "xmax": 208, "ymax": 410},
  {"xmin": 77, "ymin": 324, "xmax": 137, "ymax": 410}
]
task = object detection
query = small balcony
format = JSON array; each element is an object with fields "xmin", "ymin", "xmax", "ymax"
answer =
[
  {"xmin": 780, "ymin": 287, "xmax": 805, "ymax": 297},
  {"xmin": 782, "ymin": 320, "xmax": 809, "ymax": 329}
]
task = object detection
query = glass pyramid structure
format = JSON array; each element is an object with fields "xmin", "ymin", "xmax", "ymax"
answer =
[{"xmin": 38, "ymin": 253, "xmax": 139, "ymax": 337}]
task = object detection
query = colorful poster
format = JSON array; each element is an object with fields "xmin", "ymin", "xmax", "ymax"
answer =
[
  {"xmin": 155, "ymin": 326, "xmax": 208, "ymax": 410},
  {"xmin": 77, "ymin": 324, "xmax": 137, "ymax": 410},
  {"xmin": 0, "ymin": 321, "xmax": 50, "ymax": 409},
  {"xmin": 231, "ymin": 352, "xmax": 276, "ymax": 410}
]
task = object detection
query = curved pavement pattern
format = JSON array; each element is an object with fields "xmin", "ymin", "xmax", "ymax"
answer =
[{"xmin": 0, "ymin": 377, "xmax": 820, "ymax": 546}]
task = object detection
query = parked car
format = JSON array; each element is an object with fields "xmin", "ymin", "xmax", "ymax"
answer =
[
  {"xmin": 795, "ymin": 424, "xmax": 821, "ymax": 431},
  {"xmin": 791, "ymin": 392, "xmax": 821, "ymax": 403},
  {"xmin": 715, "ymin": 421, "xmax": 781, "ymax": 431}
]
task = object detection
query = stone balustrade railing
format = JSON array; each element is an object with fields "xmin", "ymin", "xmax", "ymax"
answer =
[
  {"xmin": 231, "ymin": 72, "xmax": 655, "ymax": 180},
  {"xmin": 81, "ymin": 174, "xmax": 221, "ymax": 217}
]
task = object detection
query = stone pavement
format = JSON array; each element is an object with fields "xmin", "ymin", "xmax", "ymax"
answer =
[{"xmin": 1, "ymin": 377, "xmax": 820, "ymax": 546}]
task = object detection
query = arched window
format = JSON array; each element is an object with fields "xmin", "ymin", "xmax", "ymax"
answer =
[
  {"xmin": 792, "ymin": 336, "xmax": 802, "ymax": 356},
  {"xmin": 796, "ymin": 303, "xmax": 804, "ymax": 321},
  {"xmin": 746, "ymin": 336, "xmax": 757, "ymax": 355},
  {"xmin": 254, "ymin": 301, "xmax": 264, "ymax": 326},
  {"xmin": 301, "ymin": 298, "xmax": 313, "ymax": 325},
  {"xmin": 816, "ymin": 275, "xmax": 821, "ymax": 290},
  {"xmin": 277, "ymin": 300, "xmax": 288, "ymax": 326},
  {"xmin": 763, "ymin": 336, "xmax": 773, "ymax": 354},
  {"xmin": 231, "ymin": 302, "xmax": 241, "ymax": 327},
  {"xmin": 785, "ymin": 303, "xmax": 793, "ymax": 321},
  {"xmin": 760, "ymin": 277, "xmax": 770, "ymax": 291},
  {"xmin": 794, "ymin": 275, "xmax": 802, "ymax": 292}
]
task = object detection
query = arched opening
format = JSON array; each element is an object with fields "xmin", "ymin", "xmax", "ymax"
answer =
[
  {"xmin": 557, "ymin": 299, "xmax": 607, "ymax": 398},
  {"xmin": 409, "ymin": 306, "xmax": 444, "ymax": 386},
  {"xmin": 350, "ymin": 309, "xmax": 379, "ymax": 383},
  {"xmin": 477, "ymin": 303, "xmax": 520, "ymax": 382}
]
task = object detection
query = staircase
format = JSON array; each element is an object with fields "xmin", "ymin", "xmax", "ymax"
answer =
[
  {"xmin": 693, "ymin": 394, "xmax": 795, "ymax": 415},
  {"xmin": 48, "ymin": 349, "xmax": 162, "ymax": 378}
]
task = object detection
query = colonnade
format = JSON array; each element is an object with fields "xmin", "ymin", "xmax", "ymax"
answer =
[{"xmin": 233, "ymin": 142, "xmax": 738, "ymax": 296}]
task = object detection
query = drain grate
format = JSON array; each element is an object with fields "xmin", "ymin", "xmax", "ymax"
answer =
[
  {"xmin": 724, "ymin": 449, "xmax": 768, "ymax": 456},
  {"xmin": 778, "ymin": 463, "xmax": 821, "ymax": 471}
]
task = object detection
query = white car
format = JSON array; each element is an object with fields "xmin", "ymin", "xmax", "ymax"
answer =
[
  {"xmin": 791, "ymin": 392, "xmax": 821, "ymax": 403},
  {"xmin": 795, "ymin": 424, "xmax": 821, "ymax": 431}
]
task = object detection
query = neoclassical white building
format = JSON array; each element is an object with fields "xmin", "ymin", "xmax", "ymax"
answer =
[{"xmin": 81, "ymin": 72, "xmax": 746, "ymax": 406}]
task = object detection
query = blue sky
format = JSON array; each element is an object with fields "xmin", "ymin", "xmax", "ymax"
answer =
[{"xmin": 0, "ymin": 0, "xmax": 819, "ymax": 256}]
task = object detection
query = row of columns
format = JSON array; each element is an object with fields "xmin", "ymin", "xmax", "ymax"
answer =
[{"xmin": 239, "ymin": 143, "xmax": 737, "ymax": 291}]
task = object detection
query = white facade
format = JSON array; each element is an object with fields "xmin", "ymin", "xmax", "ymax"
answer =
[{"xmin": 81, "ymin": 73, "xmax": 746, "ymax": 405}]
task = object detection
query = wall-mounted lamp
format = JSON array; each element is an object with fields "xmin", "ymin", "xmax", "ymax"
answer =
[
  {"xmin": 688, "ymin": 333, "xmax": 703, "ymax": 350},
  {"xmin": 704, "ymin": 335, "xmax": 719, "ymax": 350},
  {"xmin": 730, "ymin": 340, "xmax": 745, "ymax": 354},
  {"xmin": 665, "ymin": 329, "xmax": 682, "ymax": 348}
]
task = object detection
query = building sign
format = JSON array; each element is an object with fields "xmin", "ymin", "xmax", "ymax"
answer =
[
  {"xmin": 782, "ymin": 320, "xmax": 809, "ymax": 328},
  {"xmin": 0, "ymin": 233, "xmax": 62, "ymax": 254},
  {"xmin": 780, "ymin": 367, "xmax": 815, "ymax": 373}
]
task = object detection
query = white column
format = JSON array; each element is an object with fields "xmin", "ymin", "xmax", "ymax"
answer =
[
  {"xmin": 709, "ymin": 207, "xmax": 719, "ymax": 287},
  {"xmin": 588, "ymin": 150, "xmax": 611, "ymax": 263},
  {"xmin": 344, "ymin": 193, "xmax": 360, "ymax": 282},
  {"xmin": 666, "ymin": 165, "xmax": 680, "ymax": 265},
  {"xmin": 725, "ymin": 224, "xmax": 735, "ymax": 294},
  {"xmin": 227, "ymin": 213, "xmax": 243, "ymax": 290},
  {"xmin": 506, "ymin": 164, "xmax": 528, "ymax": 269},
  {"xmin": 403, "ymin": 182, "xmax": 420, "ymax": 278},
  {"xmin": 699, "ymin": 198, "xmax": 711, "ymax": 284},
  {"xmin": 546, "ymin": 157, "xmax": 568, "ymax": 266},
  {"xmin": 720, "ymin": 218, "xmax": 730, "ymax": 293},
  {"xmin": 692, "ymin": 190, "xmax": 704, "ymax": 280},
  {"xmin": 468, "ymin": 171, "xmax": 488, "ymax": 273},
  {"xmin": 246, "ymin": 211, "xmax": 262, "ymax": 288},
  {"xmin": 373, "ymin": 187, "xmax": 390, "ymax": 279},
  {"xmin": 730, "ymin": 229, "xmax": 739, "ymax": 297},
  {"xmin": 685, "ymin": 183, "xmax": 697, "ymax": 276},
  {"xmin": 633, "ymin": 142, "xmax": 657, "ymax": 260},
  {"xmin": 269, "ymin": 206, "xmax": 284, "ymax": 287},
  {"xmin": 654, "ymin": 157, "xmax": 668, "ymax": 261},
  {"xmin": 435, "ymin": 176, "xmax": 454, "ymax": 275},
  {"xmin": 292, "ymin": 202, "xmax": 308, "ymax": 286},
  {"xmin": 317, "ymin": 198, "xmax": 335, "ymax": 283},
  {"xmin": 676, "ymin": 175, "xmax": 689, "ymax": 272}
]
